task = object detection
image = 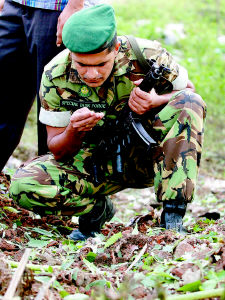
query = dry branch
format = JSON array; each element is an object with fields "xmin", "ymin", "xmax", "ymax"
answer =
[
  {"xmin": 3, "ymin": 248, "xmax": 31, "ymax": 300},
  {"xmin": 34, "ymin": 275, "xmax": 56, "ymax": 300},
  {"xmin": 125, "ymin": 243, "xmax": 147, "ymax": 273}
]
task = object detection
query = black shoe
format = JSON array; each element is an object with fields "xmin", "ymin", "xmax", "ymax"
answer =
[
  {"xmin": 68, "ymin": 196, "xmax": 116, "ymax": 241},
  {"xmin": 160, "ymin": 200, "xmax": 187, "ymax": 232},
  {"xmin": 68, "ymin": 229, "xmax": 96, "ymax": 241}
]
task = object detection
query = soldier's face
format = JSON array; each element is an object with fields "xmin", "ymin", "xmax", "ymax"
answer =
[{"xmin": 71, "ymin": 42, "xmax": 120, "ymax": 87}]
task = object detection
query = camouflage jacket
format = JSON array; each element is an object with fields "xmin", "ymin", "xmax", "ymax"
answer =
[{"xmin": 39, "ymin": 36, "xmax": 187, "ymax": 131}]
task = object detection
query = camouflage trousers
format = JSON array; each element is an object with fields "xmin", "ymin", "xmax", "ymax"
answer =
[{"xmin": 10, "ymin": 90, "xmax": 206, "ymax": 216}]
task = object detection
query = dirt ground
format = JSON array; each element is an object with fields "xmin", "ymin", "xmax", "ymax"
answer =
[{"xmin": 0, "ymin": 171, "xmax": 225, "ymax": 299}]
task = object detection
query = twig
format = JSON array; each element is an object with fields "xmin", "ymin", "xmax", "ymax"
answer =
[
  {"xmin": 34, "ymin": 275, "xmax": 56, "ymax": 300},
  {"xmin": 4, "ymin": 258, "xmax": 61, "ymax": 272},
  {"xmin": 125, "ymin": 243, "xmax": 147, "ymax": 273},
  {"xmin": 46, "ymin": 289, "xmax": 55, "ymax": 300},
  {"xmin": 166, "ymin": 287, "xmax": 225, "ymax": 300},
  {"xmin": 3, "ymin": 248, "xmax": 31, "ymax": 300}
]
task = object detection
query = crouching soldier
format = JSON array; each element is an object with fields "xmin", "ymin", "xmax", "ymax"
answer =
[{"xmin": 10, "ymin": 4, "xmax": 206, "ymax": 240}]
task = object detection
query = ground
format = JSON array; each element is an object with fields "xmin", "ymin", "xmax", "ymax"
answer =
[{"xmin": 0, "ymin": 171, "xmax": 225, "ymax": 299}]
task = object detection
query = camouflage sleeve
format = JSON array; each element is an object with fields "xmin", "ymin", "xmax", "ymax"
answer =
[
  {"xmin": 171, "ymin": 65, "xmax": 188, "ymax": 90},
  {"xmin": 39, "ymin": 72, "xmax": 71, "ymax": 127}
]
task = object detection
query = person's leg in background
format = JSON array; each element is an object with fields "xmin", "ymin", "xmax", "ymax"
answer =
[
  {"xmin": 0, "ymin": 0, "xmax": 36, "ymax": 171},
  {"xmin": 24, "ymin": 7, "xmax": 64, "ymax": 155}
]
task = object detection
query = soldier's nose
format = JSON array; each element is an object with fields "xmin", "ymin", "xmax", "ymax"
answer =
[{"xmin": 85, "ymin": 67, "xmax": 99, "ymax": 79}]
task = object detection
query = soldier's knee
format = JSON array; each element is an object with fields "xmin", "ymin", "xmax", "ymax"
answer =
[
  {"xmin": 10, "ymin": 169, "xmax": 42, "ymax": 211},
  {"xmin": 10, "ymin": 171, "xmax": 24, "ymax": 199},
  {"xmin": 173, "ymin": 90, "xmax": 206, "ymax": 118},
  {"xmin": 189, "ymin": 91, "xmax": 206, "ymax": 111},
  {"xmin": 9, "ymin": 168, "xmax": 32, "ymax": 201}
]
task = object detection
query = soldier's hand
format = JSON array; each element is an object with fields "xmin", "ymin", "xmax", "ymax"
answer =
[
  {"xmin": 0, "ymin": 0, "xmax": 5, "ymax": 11},
  {"xmin": 128, "ymin": 79, "xmax": 161, "ymax": 115},
  {"xmin": 56, "ymin": 0, "xmax": 84, "ymax": 47},
  {"xmin": 70, "ymin": 107, "xmax": 104, "ymax": 132}
]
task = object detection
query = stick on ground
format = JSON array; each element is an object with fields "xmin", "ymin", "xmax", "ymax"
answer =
[
  {"xmin": 3, "ymin": 248, "xmax": 31, "ymax": 300},
  {"xmin": 34, "ymin": 275, "xmax": 56, "ymax": 300}
]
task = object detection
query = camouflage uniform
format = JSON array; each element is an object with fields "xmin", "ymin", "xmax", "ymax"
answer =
[{"xmin": 10, "ymin": 36, "xmax": 206, "ymax": 216}]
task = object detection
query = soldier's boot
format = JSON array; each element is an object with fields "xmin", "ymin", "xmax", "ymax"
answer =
[
  {"xmin": 160, "ymin": 200, "xmax": 187, "ymax": 232},
  {"xmin": 68, "ymin": 196, "xmax": 116, "ymax": 241}
]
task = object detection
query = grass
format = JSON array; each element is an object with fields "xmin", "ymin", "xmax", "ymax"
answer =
[{"xmin": 19, "ymin": 0, "xmax": 225, "ymax": 178}]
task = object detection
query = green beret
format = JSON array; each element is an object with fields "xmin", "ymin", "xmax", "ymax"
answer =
[{"xmin": 62, "ymin": 4, "xmax": 116, "ymax": 53}]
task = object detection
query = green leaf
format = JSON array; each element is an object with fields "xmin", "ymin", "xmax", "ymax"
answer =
[
  {"xmin": 152, "ymin": 272, "xmax": 176, "ymax": 280},
  {"xmin": 131, "ymin": 223, "xmax": 139, "ymax": 235},
  {"xmin": 216, "ymin": 270, "xmax": 225, "ymax": 280},
  {"xmin": 27, "ymin": 238, "xmax": 49, "ymax": 248},
  {"xmin": 3, "ymin": 206, "xmax": 20, "ymax": 213},
  {"xmin": 61, "ymin": 259, "xmax": 74, "ymax": 270},
  {"xmin": 104, "ymin": 232, "xmax": 122, "ymax": 248},
  {"xmin": 117, "ymin": 250, "xmax": 122, "ymax": 258},
  {"xmin": 35, "ymin": 276, "xmax": 51, "ymax": 283},
  {"xmin": 64, "ymin": 294, "xmax": 89, "ymax": 300},
  {"xmin": 61, "ymin": 189, "xmax": 71, "ymax": 196},
  {"xmin": 178, "ymin": 280, "xmax": 201, "ymax": 292},
  {"xmin": 162, "ymin": 244, "xmax": 174, "ymax": 252},
  {"xmin": 0, "ymin": 223, "xmax": 8, "ymax": 230},
  {"xmin": 199, "ymin": 231, "xmax": 218, "ymax": 241},
  {"xmin": 153, "ymin": 244, "xmax": 161, "ymax": 250},
  {"xmin": 141, "ymin": 277, "xmax": 156, "ymax": 288},
  {"xmin": 72, "ymin": 268, "xmax": 80, "ymax": 281},
  {"xmin": 82, "ymin": 257, "xmax": 99, "ymax": 274},
  {"xmin": 201, "ymin": 279, "xmax": 217, "ymax": 290},
  {"xmin": 0, "ymin": 184, "xmax": 8, "ymax": 191},
  {"xmin": 47, "ymin": 266, "xmax": 54, "ymax": 273},
  {"xmin": 86, "ymin": 251, "xmax": 97, "ymax": 262},
  {"xmin": 60, "ymin": 291, "xmax": 70, "ymax": 298},
  {"xmin": 4, "ymin": 167, "xmax": 16, "ymax": 177},
  {"xmin": 144, "ymin": 255, "xmax": 154, "ymax": 266},
  {"xmin": 53, "ymin": 280, "xmax": 63, "ymax": 290},
  {"xmin": 175, "ymin": 257, "xmax": 185, "ymax": 261},
  {"xmin": 85, "ymin": 279, "xmax": 107, "ymax": 291},
  {"xmin": 15, "ymin": 220, "xmax": 22, "ymax": 227},
  {"xmin": 192, "ymin": 223, "xmax": 204, "ymax": 232},
  {"xmin": 32, "ymin": 227, "xmax": 55, "ymax": 237}
]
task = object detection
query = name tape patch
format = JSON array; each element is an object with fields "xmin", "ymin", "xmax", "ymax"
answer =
[{"xmin": 60, "ymin": 99, "xmax": 108, "ymax": 112}]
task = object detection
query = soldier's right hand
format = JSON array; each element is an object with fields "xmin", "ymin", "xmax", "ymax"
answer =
[
  {"xmin": 70, "ymin": 107, "xmax": 104, "ymax": 132},
  {"xmin": 0, "ymin": 0, "xmax": 5, "ymax": 11}
]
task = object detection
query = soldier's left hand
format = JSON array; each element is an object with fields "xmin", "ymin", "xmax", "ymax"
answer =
[{"xmin": 128, "ymin": 79, "xmax": 161, "ymax": 115}]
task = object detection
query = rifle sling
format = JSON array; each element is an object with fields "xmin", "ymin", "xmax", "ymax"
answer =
[
  {"xmin": 125, "ymin": 35, "xmax": 156, "ymax": 147},
  {"xmin": 125, "ymin": 35, "xmax": 150, "ymax": 74}
]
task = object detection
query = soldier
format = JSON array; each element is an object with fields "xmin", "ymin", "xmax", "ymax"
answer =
[{"xmin": 10, "ymin": 4, "xmax": 206, "ymax": 241}]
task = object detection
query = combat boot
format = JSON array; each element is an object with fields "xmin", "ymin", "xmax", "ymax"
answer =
[
  {"xmin": 68, "ymin": 196, "xmax": 116, "ymax": 241},
  {"xmin": 160, "ymin": 200, "xmax": 187, "ymax": 232}
]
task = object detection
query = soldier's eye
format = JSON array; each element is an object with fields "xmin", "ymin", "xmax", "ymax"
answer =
[
  {"xmin": 78, "ymin": 62, "xmax": 87, "ymax": 67},
  {"xmin": 97, "ymin": 62, "xmax": 106, "ymax": 67}
]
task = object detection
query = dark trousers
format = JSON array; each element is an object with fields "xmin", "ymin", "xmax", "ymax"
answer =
[{"xmin": 0, "ymin": 0, "xmax": 64, "ymax": 170}]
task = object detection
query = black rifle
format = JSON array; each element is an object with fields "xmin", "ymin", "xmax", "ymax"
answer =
[
  {"xmin": 129, "ymin": 59, "xmax": 172, "ymax": 149},
  {"xmin": 90, "ymin": 59, "xmax": 173, "ymax": 185}
]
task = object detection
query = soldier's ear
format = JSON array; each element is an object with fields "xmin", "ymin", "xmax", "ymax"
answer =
[{"xmin": 114, "ymin": 41, "xmax": 121, "ymax": 54}]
